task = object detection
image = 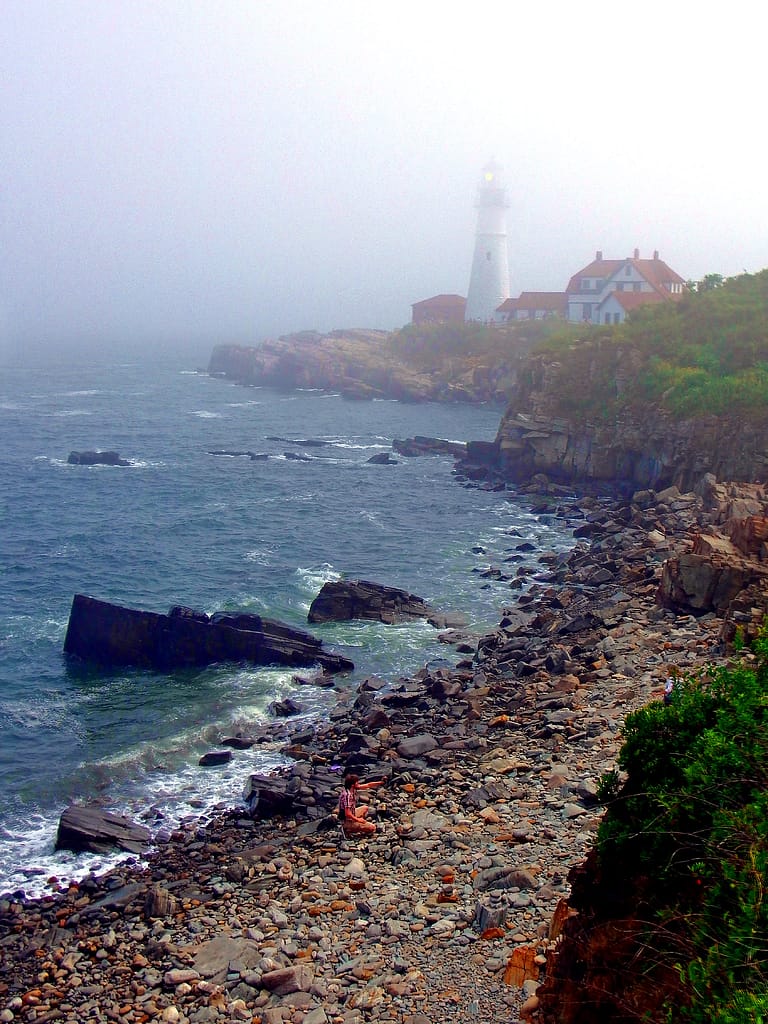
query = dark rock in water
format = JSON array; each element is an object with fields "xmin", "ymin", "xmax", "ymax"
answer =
[
  {"xmin": 207, "ymin": 449, "xmax": 269, "ymax": 460},
  {"xmin": 55, "ymin": 804, "xmax": 150, "ymax": 855},
  {"xmin": 221, "ymin": 734, "xmax": 256, "ymax": 749},
  {"xmin": 169, "ymin": 605, "xmax": 210, "ymax": 622},
  {"xmin": 392, "ymin": 436, "xmax": 467, "ymax": 459},
  {"xmin": 367, "ymin": 452, "xmax": 398, "ymax": 465},
  {"xmin": 267, "ymin": 436, "xmax": 328, "ymax": 447},
  {"xmin": 67, "ymin": 450, "xmax": 131, "ymax": 467},
  {"xmin": 308, "ymin": 579, "xmax": 465, "ymax": 629},
  {"xmin": 270, "ymin": 697, "xmax": 303, "ymax": 717},
  {"xmin": 64, "ymin": 594, "xmax": 354, "ymax": 673},
  {"xmin": 283, "ymin": 451, "xmax": 312, "ymax": 461},
  {"xmin": 199, "ymin": 750, "xmax": 233, "ymax": 767}
]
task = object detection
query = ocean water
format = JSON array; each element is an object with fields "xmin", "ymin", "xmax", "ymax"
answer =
[{"xmin": 0, "ymin": 355, "xmax": 575, "ymax": 897}]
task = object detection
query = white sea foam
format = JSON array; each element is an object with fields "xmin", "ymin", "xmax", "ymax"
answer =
[
  {"xmin": 190, "ymin": 410, "xmax": 223, "ymax": 419},
  {"xmin": 333, "ymin": 442, "xmax": 389, "ymax": 451},
  {"xmin": 244, "ymin": 548, "xmax": 274, "ymax": 565},
  {"xmin": 294, "ymin": 563, "xmax": 340, "ymax": 598}
]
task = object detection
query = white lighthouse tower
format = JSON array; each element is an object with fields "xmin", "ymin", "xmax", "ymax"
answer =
[{"xmin": 465, "ymin": 160, "xmax": 510, "ymax": 322}]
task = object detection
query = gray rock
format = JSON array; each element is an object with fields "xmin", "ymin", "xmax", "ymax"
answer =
[{"xmin": 396, "ymin": 734, "xmax": 438, "ymax": 758}]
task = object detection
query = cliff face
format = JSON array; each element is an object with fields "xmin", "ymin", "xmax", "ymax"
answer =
[
  {"xmin": 494, "ymin": 345, "xmax": 768, "ymax": 492},
  {"xmin": 208, "ymin": 329, "xmax": 519, "ymax": 404}
]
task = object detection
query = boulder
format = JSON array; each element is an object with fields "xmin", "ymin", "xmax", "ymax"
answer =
[
  {"xmin": 55, "ymin": 804, "xmax": 150, "ymax": 855},
  {"xmin": 269, "ymin": 697, "xmax": 303, "ymax": 717},
  {"xmin": 308, "ymin": 579, "xmax": 460, "ymax": 627},
  {"xmin": 396, "ymin": 734, "xmax": 438, "ymax": 759},
  {"xmin": 64, "ymin": 594, "xmax": 354, "ymax": 673},
  {"xmin": 243, "ymin": 773, "xmax": 303, "ymax": 818},
  {"xmin": 67, "ymin": 450, "xmax": 131, "ymax": 467},
  {"xmin": 221, "ymin": 734, "xmax": 256, "ymax": 749},
  {"xmin": 367, "ymin": 452, "xmax": 398, "ymax": 465},
  {"xmin": 199, "ymin": 750, "xmax": 233, "ymax": 767}
]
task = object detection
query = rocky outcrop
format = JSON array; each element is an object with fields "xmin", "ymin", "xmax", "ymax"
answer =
[
  {"xmin": 307, "ymin": 579, "xmax": 466, "ymax": 629},
  {"xmin": 55, "ymin": 804, "xmax": 150, "ymax": 855},
  {"xmin": 207, "ymin": 330, "xmax": 519, "ymax": 404},
  {"xmin": 63, "ymin": 594, "xmax": 354, "ymax": 673},
  {"xmin": 655, "ymin": 480, "xmax": 768, "ymax": 640}
]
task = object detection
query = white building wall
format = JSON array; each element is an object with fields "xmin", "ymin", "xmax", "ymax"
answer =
[{"xmin": 598, "ymin": 294, "xmax": 626, "ymax": 324}]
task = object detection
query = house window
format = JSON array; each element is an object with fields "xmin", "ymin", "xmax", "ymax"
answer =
[
  {"xmin": 582, "ymin": 304, "xmax": 592, "ymax": 321},
  {"xmin": 604, "ymin": 313, "xmax": 611, "ymax": 324},
  {"xmin": 633, "ymin": 283, "xmax": 641, "ymax": 292},
  {"xmin": 581, "ymin": 279, "xmax": 591, "ymax": 290}
]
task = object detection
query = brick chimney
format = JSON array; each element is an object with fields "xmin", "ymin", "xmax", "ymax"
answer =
[
  {"xmin": 595, "ymin": 250, "xmax": 603, "ymax": 261},
  {"xmin": 633, "ymin": 248, "xmax": 640, "ymax": 258}
]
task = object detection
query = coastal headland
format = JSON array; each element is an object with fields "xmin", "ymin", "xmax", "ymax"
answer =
[{"xmin": 5, "ymin": 281, "xmax": 768, "ymax": 1021}]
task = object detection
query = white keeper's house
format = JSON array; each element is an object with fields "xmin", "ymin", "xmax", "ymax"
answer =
[{"xmin": 563, "ymin": 249, "xmax": 687, "ymax": 324}]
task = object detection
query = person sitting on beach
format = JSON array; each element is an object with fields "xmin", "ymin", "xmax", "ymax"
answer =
[
  {"xmin": 338, "ymin": 773, "xmax": 385, "ymax": 836},
  {"xmin": 664, "ymin": 665, "xmax": 680, "ymax": 705}
]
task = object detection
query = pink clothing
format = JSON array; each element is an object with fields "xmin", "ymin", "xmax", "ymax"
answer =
[{"xmin": 338, "ymin": 787, "xmax": 357, "ymax": 818}]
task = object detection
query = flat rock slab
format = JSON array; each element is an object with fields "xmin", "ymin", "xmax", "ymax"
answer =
[
  {"xmin": 64, "ymin": 593, "xmax": 354, "ymax": 673},
  {"xmin": 55, "ymin": 804, "xmax": 151, "ymax": 855}
]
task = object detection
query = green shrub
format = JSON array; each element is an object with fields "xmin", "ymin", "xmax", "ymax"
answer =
[{"xmin": 598, "ymin": 626, "xmax": 768, "ymax": 1021}]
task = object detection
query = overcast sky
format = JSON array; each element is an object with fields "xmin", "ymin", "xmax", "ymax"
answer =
[{"xmin": 2, "ymin": 1, "xmax": 766, "ymax": 363}]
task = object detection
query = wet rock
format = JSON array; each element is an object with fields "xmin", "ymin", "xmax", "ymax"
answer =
[
  {"xmin": 308, "ymin": 579, "xmax": 443, "ymax": 626},
  {"xmin": 199, "ymin": 750, "xmax": 233, "ymax": 767},
  {"xmin": 55, "ymin": 804, "xmax": 151, "ymax": 855},
  {"xmin": 64, "ymin": 593, "xmax": 354, "ymax": 673}
]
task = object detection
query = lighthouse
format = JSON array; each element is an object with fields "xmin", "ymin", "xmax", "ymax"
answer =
[{"xmin": 465, "ymin": 160, "xmax": 510, "ymax": 322}]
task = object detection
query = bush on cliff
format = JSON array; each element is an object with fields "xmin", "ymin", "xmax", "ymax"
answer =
[
  {"xmin": 531, "ymin": 269, "xmax": 768, "ymax": 422},
  {"xmin": 592, "ymin": 627, "xmax": 768, "ymax": 1022}
]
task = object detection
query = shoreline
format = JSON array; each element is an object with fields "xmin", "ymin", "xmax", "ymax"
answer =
[{"xmin": 0, "ymin": 484, "xmax": 731, "ymax": 1023}]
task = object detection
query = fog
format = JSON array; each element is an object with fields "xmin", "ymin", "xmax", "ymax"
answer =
[{"xmin": 2, "ymin": 1, "xmax": 766, "ymax": 364}]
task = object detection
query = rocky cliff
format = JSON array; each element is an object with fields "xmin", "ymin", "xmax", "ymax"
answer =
[{"xmin": 491, "ymin": 343, "xmax": 768, "ymax": 492}]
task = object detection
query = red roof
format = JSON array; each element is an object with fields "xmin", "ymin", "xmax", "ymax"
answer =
[
  {"xmin": 601, "ymin": 290, "xmax": 668, "ymax": 312},
  {"xmin": 498, "ymin": 291, "xmax": 567, "ymax": 313},
  {"xmin": 411, "ymin": 294, "xmax": 466, "ymax": 309}
]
